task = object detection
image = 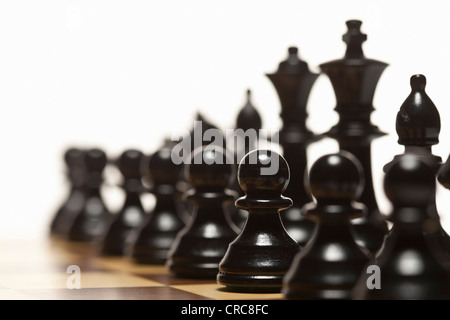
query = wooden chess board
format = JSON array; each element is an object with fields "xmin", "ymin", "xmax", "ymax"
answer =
[{"xmin": 0, "ymin": 237, "xmax": 283, "ymax": 301}]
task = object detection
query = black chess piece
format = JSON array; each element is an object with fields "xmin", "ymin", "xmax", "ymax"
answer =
[
  {"xmin": 319, "ymin": 20, "xmax": 389, "ymax": 254},
  {"xmin": 50, "ymin": 147, "xmax": 86, "ymax": 237},
  {"xmin": 384, "ymin": 74, "xmax": 450, "ymax": 269},
  {"xmin": 228, "ymin": 89, "xmax": 262, "ymax": 229},
  {"xmin": 166, "ymin": 146, "xmax": 240, "ymax": 278},
  {"xmin": 266, "ymin": 46, "xmax": 321, "ymax": 246},
  {"xmin": 353, "ymin": 155, "xmax": 450, "ymax": 300},
  {"xmin": 175, "ymin": 112, "xmax": 225, "ymax": 219},
  {"xmin": 282, "ymin": 151, "xmax": 371, "ymax": 300},
  {"xmin": 67, "ymin": 148, "xmax": 112, "ymax": 242},
  {"xmin": 131, "ymin": 143, "xmax": 187, "ymax": 264},
  {"xmin": 217, "ymin": 149, "xmax": 300, "ymax": 292},
  {"xmin": 100, "ymin": 149, "xmax": 147, "ymax": 256}
]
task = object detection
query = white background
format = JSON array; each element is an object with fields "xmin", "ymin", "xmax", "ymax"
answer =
[{"xmin": 1, "ymin": 0, "xmax": 450, "ymax": 239}]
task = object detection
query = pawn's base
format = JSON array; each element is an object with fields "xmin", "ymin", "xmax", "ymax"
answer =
[{"xmin": 217, "ymin": 272, "xmax": 284, "ymax": 293}]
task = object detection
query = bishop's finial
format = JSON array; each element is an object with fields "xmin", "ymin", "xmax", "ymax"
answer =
[
  {"xmin": 343, "ymin": 20, "xmax": 367, "ymax": 59},
  {"xmin": 410, "ymin": 74, "xmax": 427, "ymax": 91}
]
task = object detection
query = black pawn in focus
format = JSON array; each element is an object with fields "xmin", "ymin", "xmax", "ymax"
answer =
[
  {"xmin": 50, "ymin": 147, "xmax": 86, "ymax": 237},
  {"xmin": 131, "ymin": 144, "xmax": 186, "ymax": 264},
  {"xmin": 68, "ymin": 148, "xmax": 112, "ymax": 242},
  {"xmin": 353, "ymin": 155, "xmax": 450, "ymax": 300},
  {"xmin": 266, "ymin": 46, "xmax": 321, "ymax": 246},
  {"xmin": 384, "ymin": 74, "xmax": 450, "ymax": 269},
  {"xmin": 283, "ymin": 152, "xmax": 371, "ymax": 300},
  {"xmin": 166, "ymin": 146, "xmax": 240, "ymax": 278},
  {"xmin": 319, "ymin": 20, "xmax": 389, "ymax": 254},
  {"xmin": 217, "ymin": 150, "xmax": 300, "ymax": 293},
  {"xmin": 100, "ymin": 149, "xmax": 147, "ymax": 256}
]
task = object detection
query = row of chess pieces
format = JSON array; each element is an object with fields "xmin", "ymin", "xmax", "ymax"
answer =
[
  {"xmin": 50, "ymin": 18, "xmax": 450, "ymax": 299},
  {"xmin": 49, "ymin": 127, "xmax": 450, "ymax": 300}
]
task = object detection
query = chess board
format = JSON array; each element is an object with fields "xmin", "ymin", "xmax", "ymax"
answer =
[{"xmin": 0, "ymin": 237, "xmax": 283, "ymax": 302}]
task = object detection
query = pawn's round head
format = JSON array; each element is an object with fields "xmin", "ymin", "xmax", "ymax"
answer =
[
  {"xmin": 117, "ymin": 149, "xmax": 143, "ymax": 180},
  {"xmin": 84, "ymin": 148, "xmax": 107, "ymax": 172},
  {"xmin": 145, "ymin": 146, "xmax": 182, "ymax": 184},
  {"xmin": 186, "ymin": 146, "xmax": 234, "ymax": 189},
  {"xmin": 238, "ymin": 149, "xmax": 289, "ymax": 197},
  {"xmin": 384, "ymin": 154, "xmax": 435, "ymax": 208},
  {"xmin": 64, "ymin": 148, "xmax": 85, "ymax": 168},
  {"xmin": 308, "ymin": 151, "xmax": 364, "ymax": 203}
]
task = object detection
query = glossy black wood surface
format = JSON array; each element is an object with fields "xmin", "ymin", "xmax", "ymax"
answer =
[
  {"xmin": 217, "ymin": 149, "xmax": 299, "ymax": 292},
  {"xmin": 319, "ymin": 20, "xmax": 388, "ymax": 254}
]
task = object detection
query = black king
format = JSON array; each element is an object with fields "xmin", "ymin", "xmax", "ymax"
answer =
[{"xmin": 319, "ymin": 20, "xmax": 389, "ymax": 253}]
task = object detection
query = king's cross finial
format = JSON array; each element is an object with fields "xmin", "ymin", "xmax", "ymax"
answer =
[{"xmin": 342, "ymin": 20, "xmax": 367, "ymax": 59}]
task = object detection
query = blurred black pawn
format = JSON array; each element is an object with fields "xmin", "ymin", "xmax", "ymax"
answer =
[
  {"xmin": 50, "ymin": 147, "xmax": 86, "ymax": 237},
  {"xmin": 353, "ymin": 155, "xmax": 450, "ymax": 300},
  {"xmin": 67, "ymin": 148, "xmax": 112, "ymax": 242},
  {"xmin": 283, "ymin": 152, "xmax": 371, "ymax": 300},
  {"xmin": 217, "ymin": 149, "xmax": 300, "ymax": 292},
  {"xmin": 131, "ymin": 143, "xmax": 186, "ymax": 264},
  {"xmin": 100, "ymin": 149, "xmax": 147, "ymax": 255},
  {"xmin": 166, "ymin": 146, "xmax": 240, "ymax": 278}
]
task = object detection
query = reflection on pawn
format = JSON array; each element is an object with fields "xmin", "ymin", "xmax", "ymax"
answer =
[
  {"xmin": 283, "ymin": 151, "xmax": 371, "ymax": 300},
  {"xmin": 217, "ymin": 149, "xmax": 300, "ymax": 293},
  {"xmin": 166, "ymin": 146, "xmax": 240, "ymax": 279},
  {"xmin": 353, "ymin": 155, "xmax": 450, "ymax": 300}
]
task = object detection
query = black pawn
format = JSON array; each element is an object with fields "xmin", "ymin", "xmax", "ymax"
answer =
[
  {"xmin": 50, "ymin": 147, "xmax": 86, "ymax": 237},
  {"xmin": 131, "ymin": 144, "xmax": 186, "ymax": 264},
  {"xmin": 166, "ymin": 146, "xmax": 240, "ymax": 278},
  {"xmin": 68, "ymin": 148, "xmax": 112, "ymax": 242},
  {"xmin": 100, "ymin": 149, "xmax": 147, "ymax": 256},
  {"xmin": 353, "ymin": 155, "xmax": 450, "ymax": 300},
  {"xmin": 283, "ymin": 152, "xmax": 371, "ymax": 300},
  {"xmin": 319, "ymin": 20, "xmax": 389, "ymax": 254},
  {"xmin": 266, "ymin": 46, "xmax": 321, "ymax": 246},
  {"xmin": 384, "ymin": 74, "xmax": 450, "ymax": 269},
  {"xmin": 217, "ymin": 149, "xmax": 300, "ymax": 292}
]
